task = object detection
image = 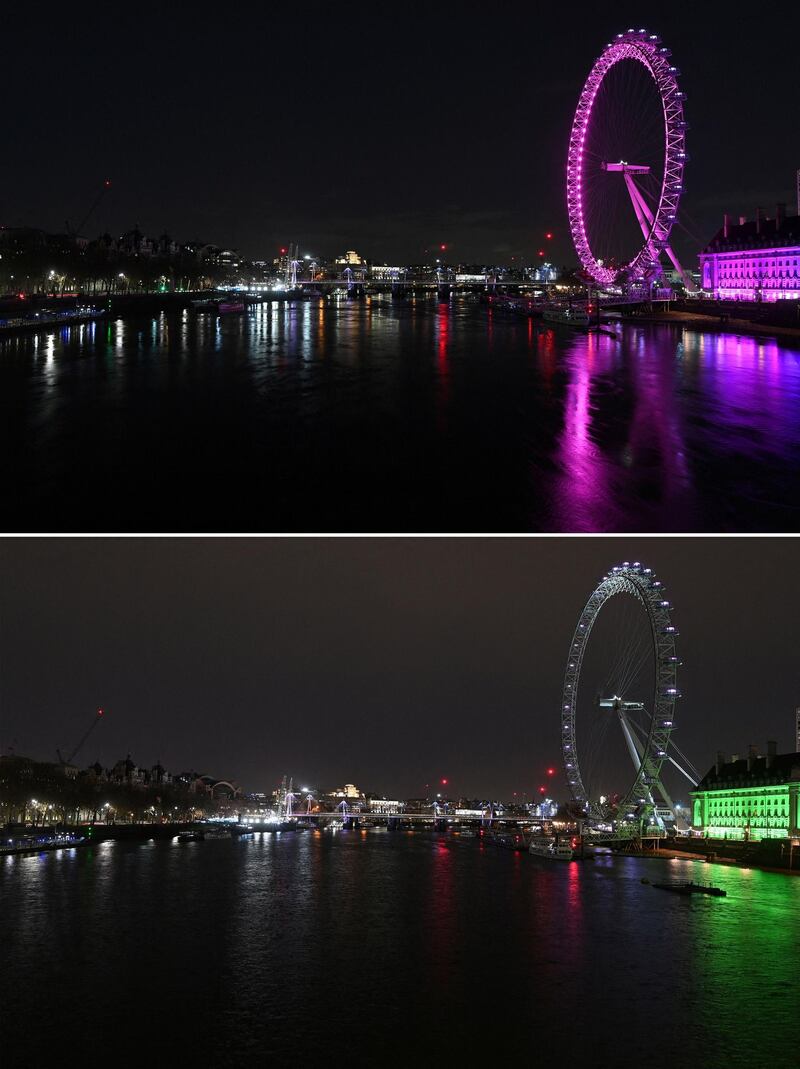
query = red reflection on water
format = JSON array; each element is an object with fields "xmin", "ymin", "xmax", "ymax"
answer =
[
  {"xmin": 428, "ymin": 837, "xmax": 456, "ymax": 985},
  {"xmin": 537, "ymin": 327, "xmax": 556, "ymax": 384},
  {"xmin": 561, "ymin": 860, "xmax": 584, "ymax": 968}
]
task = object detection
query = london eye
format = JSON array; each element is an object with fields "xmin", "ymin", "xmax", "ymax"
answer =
[
  {"xmin": 566, "ymin": 29, "xmax": 693, "ymax": 290},
  {"xmin": 560, "ymin": 562, "xmax": 699, "ymax": 831}
]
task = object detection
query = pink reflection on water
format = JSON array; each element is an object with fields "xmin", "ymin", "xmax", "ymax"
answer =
[
  {"xmin": 682, "ymin": 332, "xmax": 800, "ymax": 448},
  {"xmin": 435, "ymin": 302, "xmax": 451, "ymax": 433},
  {"xmin": 551, "ymin": 324, "xmax": 705, "ymax": 525},
  {"xmin": 624, "ymin": 329, "xmax": 690, "ymax": 499},
  {"xmin": 551, "ymin": 331, "xmax": 615, "ymax": 529}
]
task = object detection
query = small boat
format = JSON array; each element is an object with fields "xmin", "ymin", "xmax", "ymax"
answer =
[
  {"xmin": 529, "ymin": 836, "xmax": 573, "ymax": 860},
  {"xmin": 191, "ymin": 298, "xmax": 218, "ymax": 312},
  {"xmin": 230, "ymin": 825, "xmax": 254, "ymax": 837},
  {"xmin": 542, "ymin": 305, "xmax": 590, "ymax": 328},
  {"xmin": 487, "ymin": 831, "xmax": 527, "ymax": 852},
  {"xmin": 0, "ymin": 834, "xmax": 88, "ymax": 856},
  {"xmin": 176, "ymin": 830, "xmax": 205, "ymax": 842},
  {"xmin": 651, "ymin": 881, "xmax": 726, "ymax": 897},
  {"xmin": 218, "ymin": 300, "xmax": 246, "ymax": 315}
]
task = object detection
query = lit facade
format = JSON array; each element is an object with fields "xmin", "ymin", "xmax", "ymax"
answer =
[
  {"xmin": 370, "ymin": 265, "xmax": 403, "ymax": 280},
  {"xmin": 691, "ymin": 745, "xmax": 800, "ymax": 841},
  {"xmin": 368, "ymin": 798, "xmax": 404, "ymax": 814},
  {"xmin": 699, "ymin": 207, "xmax": 800, "ymax": 301}
]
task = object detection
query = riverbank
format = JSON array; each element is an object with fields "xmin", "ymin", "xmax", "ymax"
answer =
[
  {"xmin": 647, "ymin": 837, "xmax": 800, "ymax": 875},
  {"xmin": 624, "ymin": 302, "xmax": 800, "ymax": 342}
]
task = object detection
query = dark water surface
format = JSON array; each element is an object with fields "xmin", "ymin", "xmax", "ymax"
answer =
[
  {"xmin": 2, "ymin": 832, "xmax": 798, "ymax": 1068},
  {"xmin": 3, "ymin": 297, "xmax": 800, "ymax": 532}
]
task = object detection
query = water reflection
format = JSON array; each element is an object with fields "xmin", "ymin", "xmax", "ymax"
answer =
[
  {"xmin": 2, "ymin": 302, "xmax": 800, "ymax": 531},
  {"xmin": 3, "ymin": 837, "xmax": 798, "ymax": 1067}
]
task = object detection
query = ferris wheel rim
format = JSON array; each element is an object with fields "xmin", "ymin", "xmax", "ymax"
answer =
[
  {"xmin": 560, "ymin": 562, "xmax": 680, "ymax": 822},
  {"xmin": 565, "ymin": 29, "xmax": 687, "ymax": 287}
]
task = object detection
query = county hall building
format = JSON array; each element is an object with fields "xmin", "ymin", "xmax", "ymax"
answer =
[
  {"xmin": 691, "ymin": 742, "xmax": 800, "ymax": 841},
  {"xmin": 699, "ymin": 202, "xmax": 800, "ymax": 301}
]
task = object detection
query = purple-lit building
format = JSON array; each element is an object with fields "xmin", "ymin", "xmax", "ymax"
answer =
[{"xmin": 699, "ymin": 205, "xmax": 800, "ymax": 301}]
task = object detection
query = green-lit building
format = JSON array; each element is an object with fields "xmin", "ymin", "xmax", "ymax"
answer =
[{"xmin": 691, "ymin": 743, "xmax": 800, "ymax": 841}]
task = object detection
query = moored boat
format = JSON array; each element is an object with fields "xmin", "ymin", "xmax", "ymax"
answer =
[
  {"xmin": 650, "ymin": 880, "xmax": 726, "ymax": 897},
  {"xmin": 529, "ymin": 836, "xmax": 574, "ymax": 860},
  {"xmin": 542, "ymin": 304, "xmax": 591, "ymax": 327},
  {"xmin": 1, "ymin": 833, "xmax": 88, "ymax": 856}
]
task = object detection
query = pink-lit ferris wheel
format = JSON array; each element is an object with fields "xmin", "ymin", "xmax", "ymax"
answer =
[{"xmin": 566, "ymin": 29, "xmax": 692, "ymax": 289}]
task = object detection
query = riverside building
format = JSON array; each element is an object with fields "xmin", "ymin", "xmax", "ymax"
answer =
[
  {"xmin": 699, "ymin": 202, "xmax": 800, "ymax": 301},
  {"xmin": 690, "ymin": 742, "xmax": 800, "ymax": 841}
]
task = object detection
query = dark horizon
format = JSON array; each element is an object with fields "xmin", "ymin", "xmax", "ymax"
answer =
[
  {"xmin": 1, "ymin": 538, "xmax": 798, "ymax": 798},
  {"xmin": 3, "ymin": 2, "xmax": 798, "ymax": 264}
]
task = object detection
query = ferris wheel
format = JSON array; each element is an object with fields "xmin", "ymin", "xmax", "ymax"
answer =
[
  {"xmin": 560, "ymin": 562, "xmax": 699, "ymax": 830},
  {"xmin": 566, "ymin": 29, "xmax": 694, "ymax": 290}
]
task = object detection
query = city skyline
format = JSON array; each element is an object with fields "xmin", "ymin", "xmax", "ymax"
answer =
[
  {"xmin": 3, "ymin": 4, "xmax": 800, "ymax": 1064},
  {"xmin": 2, "ymin": 3, "xmax": 798, "ymax": 263},
  {"xmin": 2, "ymin": 538, "xmax": 798, "ymax": 797}
]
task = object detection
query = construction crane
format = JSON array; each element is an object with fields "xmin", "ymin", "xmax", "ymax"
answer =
[
  {"xmin": 65, "ymin": 178, "xmax": 112, "ymax": 239},
  {"xmin": 56, "ymin": 707, "xmax": 106, "ymax": 767}
]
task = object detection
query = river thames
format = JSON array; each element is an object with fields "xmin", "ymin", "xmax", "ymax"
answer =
[
  {"xmin": 2, "ymin": 297, "xmax": 800, "ymax": 532},
  {"xmin": 1, "ymin": 831, "xmax": 798, "ymax": 1068}
]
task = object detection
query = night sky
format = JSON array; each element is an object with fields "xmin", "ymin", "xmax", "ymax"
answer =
[
  {"xmin": 1, "ymin": 538, "xmax": 798, "ymax": 798},
  {"xmin": 3, "ymin": 2, "xmax": 798, "ymax": 263}
]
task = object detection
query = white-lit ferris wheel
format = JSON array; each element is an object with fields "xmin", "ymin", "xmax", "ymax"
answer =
[{"xmin": 560, "ymin": 562, "xmax": 700, "ymax": 832}]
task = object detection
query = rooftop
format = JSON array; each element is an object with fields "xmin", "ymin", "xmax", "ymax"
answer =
[
  {"xmin": 702, "ymin": 213, "xmax": 800, "ymax": 254},
  {"xmin": 696, "ymin": 751, "xmax": 800, "ymax": 791}
]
